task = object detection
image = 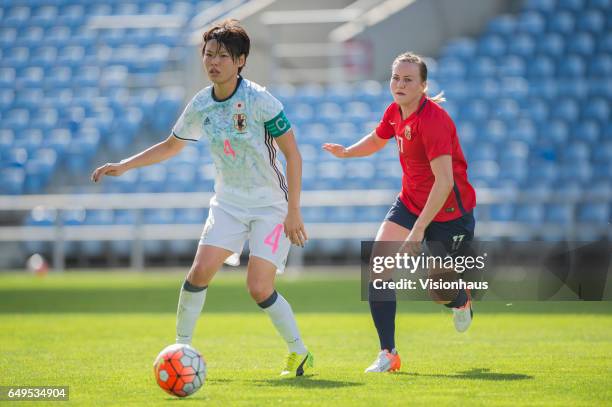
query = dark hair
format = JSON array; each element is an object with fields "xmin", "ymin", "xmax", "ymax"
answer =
[
  {"xmin": 202, "ymin": 19, "xmax": 250, "ymax": 74},
  {"xmin": 392, "ymin": 52, "xmax": 445, "ymax": 103}
]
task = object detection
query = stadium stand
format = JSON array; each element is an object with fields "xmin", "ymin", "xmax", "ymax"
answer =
[{"xmin": 0, "ymin": 0, "xmax": 610, "ymax": 263}]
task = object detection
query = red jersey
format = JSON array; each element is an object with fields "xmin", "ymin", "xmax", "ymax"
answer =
[{"xmin": 375, "ymin": 95, "xmax": 476, "ymax": 222}]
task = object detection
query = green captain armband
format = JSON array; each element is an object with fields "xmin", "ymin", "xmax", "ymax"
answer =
[{"xmin": 264, "ymin": 111, "xmax": 291, "ymax": 138}]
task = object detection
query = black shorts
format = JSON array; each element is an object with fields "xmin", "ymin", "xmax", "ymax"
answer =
[{"xmin": 384, "ymin": 197, "xmax": 476, "ymax": 257}]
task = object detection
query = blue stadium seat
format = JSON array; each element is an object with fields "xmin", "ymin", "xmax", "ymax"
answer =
[
  {"xmin": 530, "ymin": 161, "xmax": 558, "ymax": 184},
  {"xmin": 317, "ymin": 102, "xmax": 343, "ymax": 123},
  {"xmin": 573, "ymin": 120, "xmax": 600, "ymax": 144},
  {"xmin": 584, "ymin": 181, "xmax": 612, "ymax": 200},
  {"xmin": 582, "ymin": 98, "xmax": 609, "ymax": 122},
  {"xmin": 436, "ymin": 57, "xmax": 466, "ymax": 79},
  {"xmin": 527, "ymin": 56, "xmax": 556, "ymax": 79},
  {"xmin": 557, "ymin": 55, "xmax": 586, "ymax": 77},
  {"xmin": 545, "ymin": 204, "xmax": 574, "ymax": 225},
  {"xmin": 592, "ymin": 162, "xmax": 612, "ymax": 181},
  {"xmin": 553, "ymin": 182, "xmax": 582, "ymax": 200},
  {"xmin": 508, "ymin": 34, "xmax": 535, "ymax": 57},
  {"xmin": 516, "ymin": 11, "xmax": 546, "ymax": 34},
  {"xmin": 325, "ymin": 206, "xmax": 356, "ymax": 223},
  {"xmin": 0, "ymin": 167, "xmax": 25, "ymax": 194},
  {"xmin": 592, "ymin": 141, "xmax": 612, "ymax": 163},
  {"xmin": 560, "ymin": 161, "xmax": 593, "ymax": 183},
  {"xmin": 468, "ymin": 57, "xmax": 497, "ymax": 78},
  {"xmin": 44, "ymin": 128, "xmax": 72, "ymax": 157},
  {"xmin": 494, "ymin": 99, "xmax": 520, "ymax": 122},
  {"xmin": 174, "ymin": 208, "xmax": 206, "ymax": 224},
  {"xmin": 500, "ymin": 141, "xmax": 529, "ymax": 162},
  {"xmin": 589, "ymin": 54, "xmax": 612, "ymax": 77},
  {"xmin": 470, "ymin": 160, "xmax": 500, "ymax": 184},
  {"xmin": 547, "ymin": 11, "xmax": 575, "ymax": 34},
  {"xmin": 587, "ymin": 0, "xmax": 610, "ymax": 10},
  {"xmin": 567, "ymin": 32, "xmax": 595, "ymax": 56},
  {"xmin": 353, "ymin": 80, "xmax": 383, "ymax": 102},
  {"xmin": 599, "ymin": 32, "xmax": 612, "ymax": 54},
  {"xmin": 325, "ymin": 82, "xmax": 353, "ymax": 103},
  {"xmin": 486, "ymin": 15, "xmax": 516, "ymax": 35},
  {"xmin": 462, "ymin": 99, "xmax": 489, "ymax": 122},
  {"xmin": 489, "ymin": 204, "xmax": 514, "ymax": 221},
  {"xmin": 577, "ymin": 10, "xmax": 605, "ymax": 32},
  {"xmin": 443, "ymin": 38, "xmax": 477, "ymax": 59},
  {"xmin": 165, "ymin": 162, "xmax": 197, "ymax": 192},
  {"xmin": 478, "ymin": 35, "xmax": 506, "ymax": 57},
  {"xmin": 345, "ymin": 101, "xmax": 370, "ymax": 121},
  {"xmin": 301, "ymin": 207, "xmax": 327, "ymax": 223},
  {"xmin": 550, "ymin": 98, "xmax": 579, "ymax": 122},
  {"xmin": 498, "ymin": 55, "xmax": 526, "ymax": 77},
  {"xmin": 577, "ymin": 203, "xmax": 610, "ymax": 223},
  {"xmin": 525, "ymin": 0, "xmax": 555, "ymax": 12},
  {"xmin": 558, "ymin": 0, "xmax": 585, "ymax": 11},
  {"xmin": 515, "ymin": 204, "xmax": 544, "ymax": 224},
  {"xmin": 470, "ymin": 142, "xmax": 497, "ymax": 161},
  {"xmin": 521, "ymin": 182, "xmax": 551, "ymax": 200},
  {"xmin": 562, "ymin": 141, "xmax": 591, "ymax": 163},
  {"xmin": 138, "ymin": 165, "xmax": 167, "ymax": 193}
]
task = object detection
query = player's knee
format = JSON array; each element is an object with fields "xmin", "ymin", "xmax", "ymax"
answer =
[
  {"xmin": 246, "ymin": 280, "xmax": 273, "ymax": 303},
  {"xmin": 187, "ymin": 260, "xmax": 217, "ymax": 286}
]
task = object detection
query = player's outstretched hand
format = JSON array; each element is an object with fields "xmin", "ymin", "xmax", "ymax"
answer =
[
  {"xmin": 91, "ymin": 162, "xmax": 127, "ymax": 183},
  {"xmin": 322, "ymin": 143, "xmax": 348, "ymax": 158},
  {"xmin": 284, "ymin": 209, "xmax": 308, "ymax": 247}
]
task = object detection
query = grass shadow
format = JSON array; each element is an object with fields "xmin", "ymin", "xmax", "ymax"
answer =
[
  {"xmin": 402, "ymin": 368, "xmax": 533, "ymax": 381},
  {"xmin": 247, "ymin": 376, "xmax": 364, "ymax": 389}
]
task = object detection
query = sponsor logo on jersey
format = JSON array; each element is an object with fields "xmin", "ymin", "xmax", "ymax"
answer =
[
  {"xmin": 404, "ymin": 125, "xmax": 412, "ymax": 140},
  {"xmin": 204, "ymin": 117, "xmax": 211, "ymax": 125},
  {"xmin": 233, "ymin": 113, "xmax": 247, "ymax": 133}
]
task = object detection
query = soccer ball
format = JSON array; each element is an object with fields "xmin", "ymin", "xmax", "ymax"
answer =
[{"xmin": 153, "ymin": 344, "xmax": 206, "ymax": 397}]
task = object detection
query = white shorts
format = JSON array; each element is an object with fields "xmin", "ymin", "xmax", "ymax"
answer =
[{"xmin": 199, "ymin": 196, "xmax": 291, "ymax": 273}]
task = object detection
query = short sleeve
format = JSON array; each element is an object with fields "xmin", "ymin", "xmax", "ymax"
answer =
[
  {"xmin": 172, "ymin": 96, "xmax": 202, "ymax": 142},
  {"xmin": 375, "ymin": 104, "xmax": 395, "ymax": 139},
  {"xmin": 258, "ymin": 89, "xmax": 291, "ymax": 138},
  {"xmin": 421, "ymin": 112, "xmax": 453, "ymax": 161}
]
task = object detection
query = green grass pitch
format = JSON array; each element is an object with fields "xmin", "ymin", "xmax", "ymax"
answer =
[{"xmin": 1, "ymin": 270, "xmax": 611, "ymax": 406}]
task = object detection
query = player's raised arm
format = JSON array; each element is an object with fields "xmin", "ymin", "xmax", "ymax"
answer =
[
  {"xmin": 91, "ymin": 134, "xmax": 186, "ymax": 183},
  {"xmin": 276, "ymin": 129, "xmax": 308, "ymax": 247},
  {"xmin": 322, "ymin": 131, "xmax": 388, "ymax": 159}
]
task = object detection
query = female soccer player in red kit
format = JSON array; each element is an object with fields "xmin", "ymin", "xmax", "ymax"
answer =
[{"xmin": 323, "ymin": 52, "xmax": 476, "ymax": 373}]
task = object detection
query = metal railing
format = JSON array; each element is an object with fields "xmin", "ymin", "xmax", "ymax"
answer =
[{"xmin": 0, "ymin": 189, "xmax": 607, "ymax": 271}]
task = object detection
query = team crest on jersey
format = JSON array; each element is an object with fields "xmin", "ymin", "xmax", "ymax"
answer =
[
  {"xmin": 404, "ymin": 125, "xmax": 412, "ymax": 140},
  {"xmin": 233, "ymin": 113, "xmax": 247, "ymax": 133}
]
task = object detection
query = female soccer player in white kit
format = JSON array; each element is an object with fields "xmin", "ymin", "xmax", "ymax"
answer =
[{"xmin": 92, "ymin": 19, "xmax": 313, "ymax": 377}]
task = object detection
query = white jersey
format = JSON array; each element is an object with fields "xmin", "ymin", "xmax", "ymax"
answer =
[{"xmin": 172, "ymin": 77, "xmax": 291, "ymax": 208}]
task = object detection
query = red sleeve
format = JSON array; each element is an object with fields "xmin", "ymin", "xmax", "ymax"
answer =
[
  {"xmin": 421, "ymin": 111, "xmax": 453, "ymax": 161},
  {"xmin": 375, "ymin": 104, "xmax": 395, "ymax": 139}
]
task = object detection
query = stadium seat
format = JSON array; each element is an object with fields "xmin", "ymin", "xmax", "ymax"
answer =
[
  {"xmin": 525, "ymin": 0, "xmax": 555, "ymax": 12},
  {"xmin": 443, "ymin": 38, "xmax": 477, "ymax": 59},
  {"xmin": 577, "ymin": 10, "xmax": 605, "ymax": 32},
  {"xmin": 558, "ymin": 0, "xmax": 586, "ymax": 12},
  {"xmin": 567, "ymin": 32, "xmax": 595, "ymax": 56},
  {"xmin": 515, "ymin": 204, "xmax": 545, "ymax": 224},
  {"xmin": 545, "ymin": 204, "xmax": 574, "ymax": 225},
  {"xmin": 489, "ymin": 203, "xmax": 514, "ymax": 221},
  {"xmin": 577, "ymin": 203, "xmax": 610, "ymax": 223},
  {"xmin": 582, "ymin": 98, "xmax": 609, "ymax": 122}
]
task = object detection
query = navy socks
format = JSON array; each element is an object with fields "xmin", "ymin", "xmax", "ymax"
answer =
[
  {"xmin": 444, "ymin": 287, "xmax": 468, "ymax": 308},
  {"xmin": 368, "ymin": 281, "xmax": 396, "ymax": 351}
]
